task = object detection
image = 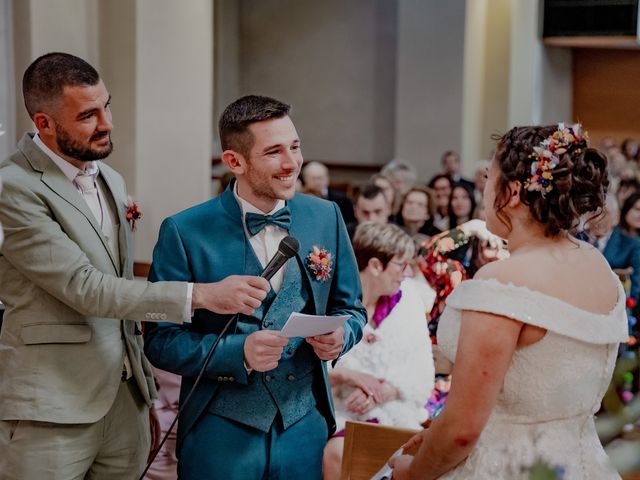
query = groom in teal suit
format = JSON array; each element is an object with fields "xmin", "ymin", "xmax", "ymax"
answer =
[{"xmin": 144, "ymin": 95, "xmax": 367, "ymax": 479}]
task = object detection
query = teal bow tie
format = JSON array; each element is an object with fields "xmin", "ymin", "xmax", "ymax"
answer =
[{"xmin": 245, "ymin": 207, "xmax": 291, "ymax": 236}]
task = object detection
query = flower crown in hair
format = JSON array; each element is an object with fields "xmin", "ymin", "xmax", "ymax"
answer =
[{"xmin": 524, "ymin": 123, "xmax": 586, "ymax": 196}]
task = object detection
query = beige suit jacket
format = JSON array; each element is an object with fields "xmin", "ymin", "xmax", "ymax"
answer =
[{"xmin": 0, "ymin": 133, "xmax": 189, "ymax": 424}]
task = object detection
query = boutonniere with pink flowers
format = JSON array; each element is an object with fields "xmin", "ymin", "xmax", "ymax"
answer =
[
  {"xmin": 125, "ymin": 196, "xmax": 143, "ymax": 231},
  {"xmin": 307, "ymin": 246, "xmax": 332, "ymax": 282}
]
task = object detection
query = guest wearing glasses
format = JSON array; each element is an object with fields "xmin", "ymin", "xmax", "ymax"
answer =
[{"xmin": 323, "ymin": 222, "xmax": 435, "ymax": 480}]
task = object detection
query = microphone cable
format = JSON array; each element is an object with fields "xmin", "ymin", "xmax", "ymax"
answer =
[
  {"xmin": 138, "ymin": 235, "xmax": 299, "ymax": 479},
  {"xmin": 138, "ymin": 312, "xmax": 238, "ymax": 480}
]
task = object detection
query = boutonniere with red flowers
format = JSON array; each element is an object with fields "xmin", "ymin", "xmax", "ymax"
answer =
[
  {"xmin": 307, "ymin": 246, "xmax": 332, "ymax": 282},
  {"xmin": 125, "ymin": 196, "xmax": 143, "ymax": 231}
]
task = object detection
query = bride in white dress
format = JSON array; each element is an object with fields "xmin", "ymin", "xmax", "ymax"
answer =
[{"xmin": 390, "ymin": 124, "xmax": 628, "ymax": 479}]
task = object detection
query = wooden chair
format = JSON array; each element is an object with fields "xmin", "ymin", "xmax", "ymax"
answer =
[{"xmin": 340, "ymin": 421, "xmax": 421, "ymax": 480}]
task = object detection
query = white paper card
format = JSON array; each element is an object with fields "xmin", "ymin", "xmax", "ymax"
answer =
[{"xmin": 278, "ymin": 313, "xmax": 351, "ymax": 338}]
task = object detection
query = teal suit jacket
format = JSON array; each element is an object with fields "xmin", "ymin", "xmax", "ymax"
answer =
[{"xmin": 144, "ymin": 184, "xmax": 367, "ymax": 450}]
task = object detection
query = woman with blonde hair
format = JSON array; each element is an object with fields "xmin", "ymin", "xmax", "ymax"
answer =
[{"xmin": 322, "ymin": 222, "xmax": 434, "ymax": 479}]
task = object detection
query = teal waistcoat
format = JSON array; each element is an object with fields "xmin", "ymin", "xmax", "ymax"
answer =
[{"xmin": 207, "ymin": 238, "xmax": 318, "ymax": 432}]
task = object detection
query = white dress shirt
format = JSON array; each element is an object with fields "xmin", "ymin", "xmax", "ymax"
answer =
[{"xmin": 233, "ymin": 183, "xmax": 288, "ymax": 293}]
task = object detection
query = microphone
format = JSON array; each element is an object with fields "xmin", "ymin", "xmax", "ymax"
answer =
[
  {"xmin": 139, "ymin": 235, "xmax": 300, "ymax": 480},
  {"xmin": 261, "ymin": 236, "xmax": 300, "ymax": 281}
]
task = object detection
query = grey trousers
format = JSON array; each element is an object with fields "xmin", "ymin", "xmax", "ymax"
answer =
[{"xmin": 0, "ymin": 378, "xmax": 150, "ymax": 480}]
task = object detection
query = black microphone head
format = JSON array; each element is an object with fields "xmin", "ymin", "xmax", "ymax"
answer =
[{"xmin": 279, "ymin": 236, "xmax": 300, "ymax": 259}]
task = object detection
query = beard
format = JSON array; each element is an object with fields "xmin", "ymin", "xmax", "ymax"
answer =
[{"xmin": 55, "ymin": 124, "xmax": 113, "ymax": 162}]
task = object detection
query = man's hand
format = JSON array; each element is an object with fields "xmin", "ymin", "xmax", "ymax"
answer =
[
  {"xmin": 244, "ymin": 330, "xmax": 289, "ymax": 372},
  {"xmin": 306, "ymin": 326, "xmax": 344, "ymax": 361},
  {"xmin": 147, "ymin": 405, "xmax": 161, "ymax": 463},
  {"xmin": 388, "ymin": 454, "xmax": 415, "ymax": 480},
  {"xmin": 192, "ymin": 275, "xmax": 270, "ymax": 315}
]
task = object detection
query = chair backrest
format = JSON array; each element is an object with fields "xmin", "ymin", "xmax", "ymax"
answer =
[{"xmin": 340, "ymin": 421, "xmax": 420, "ymax": 480}]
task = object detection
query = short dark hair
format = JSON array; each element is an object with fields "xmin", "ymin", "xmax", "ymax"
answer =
[
  {"xmin": 356, "ymin": 184, "xmax": 385, "ymax": 202},
  {"xmin": 428, "ymin": 173, "xmax": 453, "ymax": 190},
  {"xmin": 218, "ymin": 95, "xmax": 291, "ymax": 157},
  {"xmin": 23, "ymin": 52, "xmax": 100, "ymax": 118},
  {"xmin": 440, "ymin": 150, "xmax": 459, "ymax": 165}
]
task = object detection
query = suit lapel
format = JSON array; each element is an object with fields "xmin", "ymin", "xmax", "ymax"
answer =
[
  {"xmin": 38, "ymin": 154, "xmax": 119, "ymax": 274},
  {"xmin": 287, "ymin": 196, "xmax": 322, "ymax": 314},
  {"xmin": 219, "ymin": 184, "xmax": 249, "ymax": 281},
  {"xmin": 99, "ymin": 165, "xmax": 128, "ymax": 276}
]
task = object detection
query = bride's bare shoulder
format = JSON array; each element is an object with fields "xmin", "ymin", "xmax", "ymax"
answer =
[{"xmin": 473, "ymin": 256, "xmax": 521, "ymax": 284}]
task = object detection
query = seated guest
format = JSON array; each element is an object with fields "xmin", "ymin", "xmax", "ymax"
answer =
[
  {"xmin": 617, "ymin": 176, "xmax": 640, "ymax": 208},
  {"xmin": 472, "ymin": 160, "xmax": 490, "ymax": 203},
  {"xmin": 620, "ymin": 191, "xmax": 640, "ymax": 237},
  {"xmin": 418, "ymin": 220, "xmax": 506, "ymax": 341},
  {"xmin": 448, "ymin": 184, "xmax": 476, "ymax": 229},
  {"xmin": 371, "ymin": 172, "xmax": 396, "ymax": 214},
  {"xmin": 440, "ymin": 150, "xmax": 474, "ymax": 192},
  {"xmin": 427, "ymin": 174, "xmax": 453, "ymax": 231},
  {"xmin": 347, "ymin": 184, "xmax": 391, "ymax": 238},
  {"xmin": 381, "ymin": 159, "xmax": 417, "ymax": 214},
  {"xmin": 395, "ymin": 187, "xmax": 441, "ymax": 239},
  {"xmin": 323, "ymin": 222, "xmax": 434, "ymax": 480},
  {"xmin": 584, "ymin": 195, "xmax": 640, "ymax": 334},
  {"xmin": 301, "ymin": 161, "xmax": 355, "ymax": 223},
  {"xmin": 444, "ymin": 184, "xmax": 477, "ymax": 266}
]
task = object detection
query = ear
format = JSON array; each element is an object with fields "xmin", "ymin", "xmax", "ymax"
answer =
[
  {"xmin": 222, "ymin": 150, "xmax": 247, "ymax": 175},
  {"xmin": 32, "ymin": 113, "xmax": 54, "ymax": 136},
  {"xmin": 507, "ymin": 180, "xmax": 522, "ymax": 208},
  {"xmin": 367, "ymin": 257, "xmax": 384, "ymax": 276}
]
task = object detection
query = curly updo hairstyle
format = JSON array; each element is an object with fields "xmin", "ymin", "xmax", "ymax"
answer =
[{"xmin": 492, "ymin": 125, "xmax": 608, "ymax": 237}]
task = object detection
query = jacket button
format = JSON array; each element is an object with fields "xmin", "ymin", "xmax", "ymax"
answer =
[
  {"xmin": 229, "ymin": 377, "xmax": 235, "ymax": 382},
  {"xmin": 223, "ymin": 376, "xmax": 229, "ymax": 382},
  {"xmin": 263, "ymin": 321, "xmax": 273, "ymax": 328},
  {"xmin": 265, "ymin": 374, "xmax": 272, "ymax": 382},
  {"xmin": 287, "ymin": 374, "xmax": 295, "ymax": 381},
  {"xmin": 217, "ymin": 376, "xmax": 223, "ymax": 381}
]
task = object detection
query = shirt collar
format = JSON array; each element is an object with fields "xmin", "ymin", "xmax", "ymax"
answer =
[
  {"xmin": 33, "ymin": 133, "xmax": 99, "ymax": 182},
  {"xmin": 233, "ymin": 181, "xmax": 285, "ymax": 220}
]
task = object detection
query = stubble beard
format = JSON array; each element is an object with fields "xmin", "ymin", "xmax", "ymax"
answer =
[{"xmin": 55, "ymin": 124, "xmax": 113, "ymax": 162}]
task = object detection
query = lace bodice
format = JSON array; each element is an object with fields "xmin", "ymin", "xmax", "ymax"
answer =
[{"xmin": 436, "ymin": 278, "xmax": 628, "ymax": 479}]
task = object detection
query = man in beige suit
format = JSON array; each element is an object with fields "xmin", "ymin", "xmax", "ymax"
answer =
[{"xmin": 0, "ymin": 53, "xmax": 270, "ymax": 479}]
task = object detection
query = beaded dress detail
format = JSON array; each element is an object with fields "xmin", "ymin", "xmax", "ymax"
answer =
[{"xmin": 436, "ymin": 277, "xmax": 628, "ymax": 479}]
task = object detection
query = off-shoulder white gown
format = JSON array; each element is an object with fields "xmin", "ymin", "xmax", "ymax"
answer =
[{"xmin": 436, "ymin": 278, "xmax": 628, "ymax": 479}]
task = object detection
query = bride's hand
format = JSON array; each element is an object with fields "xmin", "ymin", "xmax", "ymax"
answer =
[
  {"xmin": 401, "ymin": 432, "xmax": 424, "ymax": 452},
  {"xmin": 388, "ymin": 454, "xmax": 414, "ymax": 479}
]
